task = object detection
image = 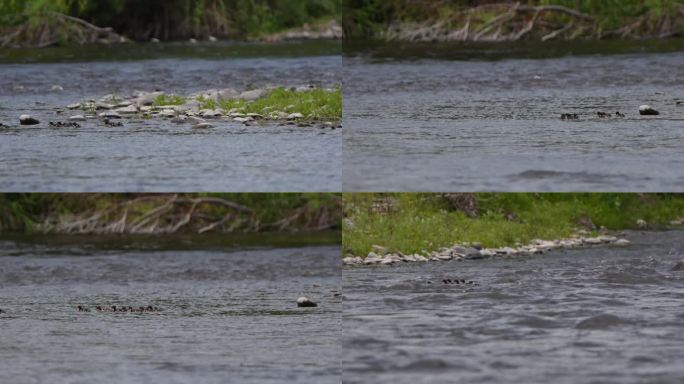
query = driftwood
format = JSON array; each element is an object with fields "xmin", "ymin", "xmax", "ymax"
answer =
[{"xmin": 383, "ymin": 2, "xmax": 683, "ymax": 42}]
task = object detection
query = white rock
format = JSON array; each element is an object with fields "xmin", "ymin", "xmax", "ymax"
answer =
[
  {"xmin": 287, "ymin": 112, "xmax": 304, "ymax": 120},
  {"xmin": 50, "ymin": 85, "xmax": 64, "ymax": 91},
  {"xmin": 239, "ymin": 89, "xmax": 266, "ymax": 101},
  {"xmin": 161, "ymin": 109, "xmax": 176, "ymax": 118},
  {"xmin": 67, "ymin": 103, "xmax": 81, "ymax": 110},
  {"xmin": 201, "ymin": 109, "xmax": 222, "ymax": 118},
  {"xmin": 68, "ymin": 115, "xmax": 86, "ymax": 121},
  {"xmin": 615, "ymin": 239, "xmax": 631, "ymax": 246},
  {"xmin": 639, "ymin": 105, "xmax": 659, "ymax": 115},
  {"xmin": 19, "ymin": 114, "xmax": 39, "ymax": 125},
  {"xmin": 116, "ymin": 105, "xmax": 138, "ymax": 114},
  {"xmin": 233, "ymin": 117, "xmax": 254, "ymax": 123},
  {"xmin": 208, "ymin": 36, "xmax": 217, "ymax": 42},
  {"xmin": 296, "ymin": 297, "xmax": 317, "ymax": 307}
]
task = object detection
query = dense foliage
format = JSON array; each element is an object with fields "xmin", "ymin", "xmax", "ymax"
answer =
[{"xmin": 0, "ymin": 0, "xmax": 340, "ymax": 39}]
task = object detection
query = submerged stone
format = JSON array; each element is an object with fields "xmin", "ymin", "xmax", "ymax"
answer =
[
  {"xmin": 296, "ymin": 297, "xmax": 317, "ymax": 307},
  {"xmin": 639, "ymin": 105, "xmax": 659, "ymax": 115},
  {"xmin": 19, "ymin": 114, "xmax": 39, "ymax": 125}
]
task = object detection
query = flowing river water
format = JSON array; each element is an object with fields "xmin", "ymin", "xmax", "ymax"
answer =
[
  {"xmin": 343, "ymin": 230, "xmax": 684, "ymax": 384},
  {"xmin": 0, "ymin": 233, "xmax": 341, "ymax": 384},
  {"xmin": 343, "ymin": 40, "xmax": 684, "ymax": 191},
  {"xmin": 0, "ymin": 42, "xmax": 341, "ymax": 192}
]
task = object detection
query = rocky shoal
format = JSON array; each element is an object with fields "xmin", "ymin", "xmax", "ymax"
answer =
[{"xmin": 343, "ymin": 234, "xmax": 631, "ymax": 266}]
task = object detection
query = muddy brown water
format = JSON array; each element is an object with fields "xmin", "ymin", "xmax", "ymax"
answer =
[
  {"xmin": 343, "ymin": 230, "xmax": 684, "ymax": 384},
  {"xmin": 0, "ymin": 234, "xmax": 341, "ymax": 384}
]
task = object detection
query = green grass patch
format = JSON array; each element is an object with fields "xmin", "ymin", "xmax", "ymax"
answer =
[
  {"xmin": 199, "ymin": 87, "xmax": 342, "ymax": 121},
  {"xmin": 153, "ymin": 94, "xmax": 186, "ymax": 106},
  {"xmin": 343, "ymin": 193, "xmax": 684, "ymax": 257}
]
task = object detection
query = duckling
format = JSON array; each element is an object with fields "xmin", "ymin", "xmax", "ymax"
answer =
[
  {"xmin": 597, "ymin": 111, "xmax": 610, "ymax": 118},
  {"xmin": 615, "ymin": 111, "xmax": 625, "ymax": 117},
  {"xmin": 103, "ymin": 118, "xmax": 123, "ymax": 127},
  {"xmin": 0, "ymin": 309, "xmax": 5, "ymax": 314},
  {"xmin": 560, "ymin": 113, "xmax": 579, "ymax": 120},
  {"xmin": 96, "ymin": 306, "xmax": 104, "ymax": 312},
  {"xmin": 77, "ymin": 305, "xmax": 90, "ymax": 312}
]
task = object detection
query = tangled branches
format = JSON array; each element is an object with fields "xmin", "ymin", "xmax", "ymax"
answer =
[
  {"xmin": 383, "ymin": 2, "xmax": 684, "ymax": 42},
  {"xmin": 36, "ymin": 194, "xmax": 341, "ymax": 235}
]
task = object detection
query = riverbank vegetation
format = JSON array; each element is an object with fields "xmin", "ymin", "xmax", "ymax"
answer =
[
  {"xmin": 0, "ymin": 193, "xmax": 341, "ymax": 234},
  {"xmin": 343, "ymin": 0, "xmax": 684, "ymax": 41},
  {"xmin": 0, "ymin": 0, "xmax": 341, "ymax": 47},
  {"xmin": 197, "ymin": 87, "xmax": 342, "ymax": 121},
  {"xmin": 343, "ymin": 193, "xmax": 684, "ymax": 257}
]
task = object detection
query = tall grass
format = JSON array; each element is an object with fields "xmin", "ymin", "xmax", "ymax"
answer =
[{"xmin": 343, "ymin": 193, "xmax": 684, "ymax": 256}]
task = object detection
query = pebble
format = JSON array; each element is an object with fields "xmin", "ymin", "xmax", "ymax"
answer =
[
  {"xmin": 19, "ymin": 114, "xmax": 39, "ymax": 125},
  {"xmin": 287, "ymin": 112, "xmax": 304, "ymax": 120},
  {"xmin": 296, "ymin": 297, "xmax": 317, "ymax": 307},
  {"xmin": 68, "ymin": 115, "xmax": 86, "ymax": 121},
  {"xmin": 639, "ymin": 105, "xmax": 659, "ymax": 115}
]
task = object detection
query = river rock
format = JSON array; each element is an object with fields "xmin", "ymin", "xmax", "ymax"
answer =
[
  {"xmin": 380, "ymin": 256, "xmax": 394, "ymax": 265},
  {"xmin": 95, "ymin": 102, "xmax": 115, "ymax": 110},
  {"xmin": 479, "ymin": 249, "xmax": 496, "ymax": 258},
  {"xmin": 296, "ymin": 297, "xmax": 317, "ymax": 307},
  {"xmin": 287, "ymin": 112, "xmax": 304, "ymax": 120},
  {"xmin": 193, "ymin": 122, "xmax": 214, "ymax": 129},
  {"xmin": 637, "ymin": 219, "xmax": 647, "ymax": 228},
  {"xmin": 239, "ymin": 89, "xmax": 266, "ymax": 101},
  {"xmin": 135, "ymin": 91, "xmax": 164, "ymax": 106},
  {"xmin": 201, "ymin": 109, "xmax": 222, "ymax": 118},
  {"xmin": 116, "ymin": 105, "xmax": 138, "ymax": 114},
  {"xmin": 671, "ymin": 260, "xmax": 684, "ymax": 271},
  {"xmin": 343, "ymin": 257, "xmax": 362, "ymax": 265},
  {"xmin": 639, "ymin": 105, "xmax": 659, "ymax": 115},
  {"xmin": 19, "ymin": 115, "xmax": 39, "ymax": 125},
  {"xmin": 614, "ymin": 239, "xmax": 631, "ymax": 246},
  {"xmin": 99, "ymin": 111, "xmax": 121, "ymax": 119},
  {"xmin": 233, "ymin": 116, "xmax": 254, "ymax": 123},
  {"xmin": 68, "ymin": 115, "xmax": 86, "ymax": 121},
  {"xmin": 414, "ymin": 254, "xmax": 428, "ymax": 262},
  {"xmin": 160, "ymin": 109, "xmax": 176, "ymax": 118},
  {"xmin": 208, "ymin": 36, "xmax": 217, "ymax": 42},
  {"xmin": 576, "ymin": 314, "xmax": 625, "ymax": 330},
  {"xmin": 67, "ymin": 103, "xmax": 81, "ymax": 109}
]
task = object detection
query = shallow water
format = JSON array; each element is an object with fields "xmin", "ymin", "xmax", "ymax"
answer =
[
  {"xmin": 0, "ymin": 235, "xmax": 341, "ymax": 384},
  {"xmin": 343, "ymin": 230, "xmax": 684, "ymax": 384},
  {"xmin": 0, "ymin": 42, "xmax": 341, "ymax": 192},
  {"xmin": 343, "ymin": 41, "xmax": 684, "ymax": 191}
]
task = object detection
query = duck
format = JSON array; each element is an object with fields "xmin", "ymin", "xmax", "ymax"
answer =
[
  {"xmin": 442, "ymin": 279, "xmax": 476, "ymax": 285},
  {"xmin": 615, "ymin": 111, "xmax": 625, "ymax": 117},
  {"xmin": 560, "ymin": 113, "xmax": 579, "ymax": 120},
  {"xmin": 77, "ymin": 305, "xmax": 90, "ymax": 312},
  {"xmin": 597, "ymin": 111, "xmax": 610, "ymax": 118}
]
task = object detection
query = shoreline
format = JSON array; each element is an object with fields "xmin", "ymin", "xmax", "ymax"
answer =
[{"xmin": 343, "ymin": 232, "xmax": 632, "ymax": 267}]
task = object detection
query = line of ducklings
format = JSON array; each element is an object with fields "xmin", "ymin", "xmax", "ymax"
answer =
[
  {"xmin": 77, "ymin": 305, "xmax": 161, "ymax": 313},
  {"xmin": 561, "ymin": 104, "xmax": 664, "ymax": 120}
]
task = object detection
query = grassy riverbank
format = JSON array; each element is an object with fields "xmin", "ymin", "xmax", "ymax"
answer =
[
  {"xmin": 343, "ymin": 193, "xmax": 684, "ymax": 257},
  {"xmin": 0, "ymin": 193, "xmax": 341, "ymax": 234},
  {"xmin": 1, "ymin": 0, "xmax": 340, "ymax": 46},
  {"xmin": 343, "ymin": 0, "xmax": 684, "ymax": 41}
]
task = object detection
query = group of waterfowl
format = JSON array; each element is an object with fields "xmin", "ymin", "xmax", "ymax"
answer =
[
  {"xmin": 440, "ymin": 278, "xmax": 477, "ymax": 285},
  {"xmin": 77, "ymin": 305, "xmax": 161, "ymax": 313},
  {"xmin": 561, "ymin": 104, "xmax": 668, "ymax": 120}
]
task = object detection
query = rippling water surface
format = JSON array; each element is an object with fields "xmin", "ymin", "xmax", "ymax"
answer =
[
  {"xmin": 0, "ymin": 234, "xmax": 341, "ymax": 384},
  {"xmin": 343, "ymin": 40, "xmax": 684, "ymax": 191},
  {"xmin": 343, "ymin": 230, "xmax": 684, "ymax": 383},
  {"xmin": 0, "ymin": 42, "xmax": 341, "ymax": 192}
]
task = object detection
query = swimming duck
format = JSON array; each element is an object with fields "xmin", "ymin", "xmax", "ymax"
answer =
[
  {"xmin": 77, "ymin": 305, "xmax": 90, "ymax": 312},
  {"xmin": 597, "ymin": 111, "xmax": 610, "ymax": 118},
  {"xmin": 442, "ymin": 279, "xmax": 476, "ymax": 285},
  {"xmin": 615, "ymin": 111, "xmax": 625, "ymax": 117},
  {"xmin": 560, "ymin": 113, "xmax": 579, "ymax": 120}
]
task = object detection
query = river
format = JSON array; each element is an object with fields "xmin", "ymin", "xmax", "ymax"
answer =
[
  {"xmin": 0, "ymin": 233, "xmax": 341, "ymax": 384},
  {"xmin": 343, "ymin": 230, "xmax": 684, "ymax": 383},
  {"xmin": 0, "ymin": 41, "xmax": 341, "ymax": 192},
  {"xmin": 343, "ymin": 40, "xmax": 684, "ymax": 191}
]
